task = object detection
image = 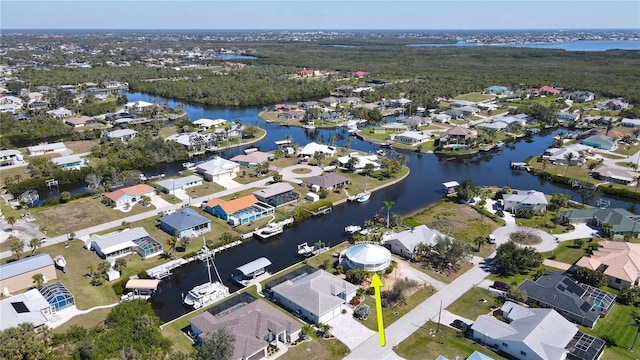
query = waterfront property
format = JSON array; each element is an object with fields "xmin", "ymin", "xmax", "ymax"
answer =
[
  {"xmin": 271, "ymin": 269, "xmax": 357, "ymax": 324},
  {"xmin": 438, "ymin": 126, "xmax": 477, "ymax": 148},
  {"xmin": 502, "ymin": 189, "xmax": 548, "ymax": 212},
  {"xmin": 543, "ymin": 144, "xmax": 591, "ymax": 166},
  {"xmin": 581, "ymin": 134, "xmax": 617, "ymax": 151},
  {"xmin": 336, "ymin": 153, "xmax": 381, "ymax": 172},
  {"xmin": 192, "ymin": 118, "xmax": 227, "ymax": 130},
  {"xmin": 50, "ymin": 154, "xmax": 87, "ymax": 170},
  {"xmin": 576, "ymin": 240, "xmax": 640, "ymax": 290},
  {"xmin": 0, "ymin": 289, "xmax": 52, "ymax": 331},
  {"xmin": 0, "ymin": 149, "xmax": 24, "ymax": 166},
  {"xmin": 297, "ymin": 142, "xmax": 336, "ymax": 158},
  {"xmin": 341, "ymin": 243, "xmax": 391, "ymax": 272},
  {"xmin": 394, "ymin": 131, "xmax": 431, "ymax": 145},
  {"xmin": 384, "ymin": 225, "xmax": 444, "ymax": 260},
  {"xmin": 107, "ymin": 128, "xmax": 139, "ymax": 142},
  {"xmin": 230, "ymin": 151, "xmax": 273, "ymax": 168},
  {"xmin": 26, "ymin": 142, "xmax": 67, "ymax": 156},
  {"xmin": 234, "ymin": 257, "xmax": 272, "ymax": 285},
  {"xmin": 159, "ymin": 208, "xmax": 211, "ymax": 238},
  {"xmin": 0, "ymin": 253, "xmax": 57, "ymax": 295},
  {"xmin": 105, "ymin": 184, "xmax": 155, "ymax": 210},
  {"xmin": 252, "ymin": 182, "xmax": 299, "ymax": 207},
  {"xmin": 591, "ymin": 166, "xmax": 637, "ymax": 185},
  {"xmin": 86, "ymin": 227, "xmax": 163, "ymax": 259},
  {"xmin": 204, "ymin": 194, "xmax": 274, "ymax": 226},
  {"xmin": 556, "ymin": 111, "xmax": 580, "ymax": 123},
  {"xmin": 195, "ymin": 156, "xmax": 240, "ymax": 182},
  {"xmin": 64, "ymin": 115, "xmax": 98, "ymax": 127},
  {"xmin": 518, "ymin": 271, "xmax": 616, "ymax": 328},
  {"xmin": 302, "ymin": 173, "xmax": 351, "ymax": 191},
  {"xmin": 560, "ymin": 208, "xmax": 640, "ymax": 239},
  {"xmin": 189, "ymin": 299, "xmax": 301, "ymax": 360},
  {"xmin": 470, "ymin": 301, "xmax": 605, "ymax": 360},
  {"xmin": 155, "ymin": 175, "xmax": 204, "ymax": 195}
]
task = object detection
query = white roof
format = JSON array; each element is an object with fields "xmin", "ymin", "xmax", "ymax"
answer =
[
  {"xmin": 27, "ymin": 142, "xmax": 66, "ymax": 153},
  {"xmin": 503, "ymin": 189, "xmax": 548, "ymax": 206},
  {"xmin": 396, "ymin": 131, "xmax": 430, "ymax": 141},
  {"xmin": 107, "ymin": 129, "xmax": 138, "ymax": 138},
  {"xmin": 193, "ymin": 118, "xmax": 227, "ymax": 127},
  {"xmin": 384, "ymin": 225, "xmax": 442, "ymax": 253},
  {"xmin": 336, "ymin": 153, "xmax": 380, "ymax": 170},
  {"xmin": 298, "ymin": 142, "xmax": 336, "ymax": 157},
  {"xmin": 155, "ymin": 175, "xmax": 203, "ymax": 191},
  {"xmin": 196, "ymin": 156, "xmax": 239, "ymax": 176},
  {"xmin": 50, "ymin": 154, "xmax": 83, "ymax": 166},
  {"xmin": 0, "ymin": 253, "xmax": 54, "ymax": 280},
  {"xmin": 0, "ymin": 289, "xmax": 50, "ymax": 331},
  {"xmin": 89, "ymin": 227, "xmax": 150, "ymax": 256},
  {"xmin": 344, "ymin": 243, "xmax": 391, "ymax": 265},
  {"xmin": 0, "ymin": 149, "xmax": 22, "ymax": 157}
]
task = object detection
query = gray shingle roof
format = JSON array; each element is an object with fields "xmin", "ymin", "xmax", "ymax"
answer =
[
  {"xmin": 302, "ymin": 173, "xmax": 350, "ymax": 189},
  {"xmin": 384, "ymin": 225, "xmax": 442, "ymax": 253},
  {"xmin": 159, "ymin": 208, "xmax": 210, "ymax": 232}
]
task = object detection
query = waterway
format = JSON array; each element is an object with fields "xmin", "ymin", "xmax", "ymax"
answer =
[
  {"xmin": 91, "ymin": 92, "xmax": 639, "ymax": 321},
  {"xmin": 407, "ymin": 39, "xmax": 640, "ymax": 51}
]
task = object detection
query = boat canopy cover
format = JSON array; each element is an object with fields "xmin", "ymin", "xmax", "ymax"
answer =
[
  {"xmin": 236, "ymin": 257, "xmax": 272, "ymax": 276},
  {"xmin": 126, "ymin": 279, "xmax": 160, "ymax": 290}
]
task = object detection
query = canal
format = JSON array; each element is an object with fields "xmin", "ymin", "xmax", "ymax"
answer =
[{"xmin": 70, "ymin": 92, "xmax": 640, "ymax": 321}]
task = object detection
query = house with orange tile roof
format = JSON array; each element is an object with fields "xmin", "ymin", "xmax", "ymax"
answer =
[
  {"xmin": 575, "ymin": 240, "xmax": 640, "ymax": 290},
  {"xmin": 203, "ymin": 194, "xmax": 274, "ymax": 226},
  {"xmin": 105, "ymin": 184, "xmax": 155, "ymax": 209}
]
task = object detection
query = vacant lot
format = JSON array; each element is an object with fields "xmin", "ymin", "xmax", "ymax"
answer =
[
  {"xmin": 65, "ymin": 140, "xmax": 99, "ymax": 154},
  {"xmin": 279, "ymin": 333, "xmax": 350, "ymax": 360},
  {"xmin": 446, "ymin": 288, "xmax": 501, "ymax": 321}
]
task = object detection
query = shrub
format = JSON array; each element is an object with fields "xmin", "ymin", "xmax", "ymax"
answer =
[{"xmin": 112, "ymin": 278, "xmax": 128, "ymax": 295}]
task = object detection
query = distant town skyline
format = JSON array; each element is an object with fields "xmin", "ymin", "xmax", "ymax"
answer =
[{"xmin": 2, "ymin": 1, "xmax": 639, "ymax": 31}]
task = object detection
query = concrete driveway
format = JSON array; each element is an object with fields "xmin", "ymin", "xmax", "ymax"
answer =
[
  {"xmin": 279, "ymin": 165, "xmax": 323, "ymax": 184},
  {"xmin": 327, "ymin": 304, "xmax": 376, "ymax": 350}
]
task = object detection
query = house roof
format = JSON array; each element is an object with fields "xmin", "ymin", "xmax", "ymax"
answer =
[
  {"xmin": 298, "ymin": 142, "xmax": 336, "ymax": 157},
  {"xmin": 206, "ymin": 195, "xmax": 258, "ymax": 215},
  {"xmin": 253, "ymin": 183, "xmax": 295, "ymax": 199},
  {"xmin": 539, "ymin": 85, "xmax": 561, "ymax": 94},
  {"xmin": 593, "ymin": 166, "xmax": 636, "ymax": 183},
  {"xmin": 65, "ymin": 116, "xmax": 95, "ymax": 125},
  {"xmin": 105, "ymin": 184, "xmax": 155, "ymax": 202},
  {"xmin": 236, "ymin": 257, "xmax": 272, "ymax": 276},
  {"xmin": 503, "ymin": 189, "xmax": 548, "ymax": 206},
  {"xmin": 272, "ymin": 269, "xmax": 357, "ymax": 317},
  {"xmin": 441, "ymin": 126, "xmax": 474, "ymax": 137},
  {"xmin": 471, "ymin": 301, "xmax": 577, "ymax": 360},
  {"xmin": 302, "ymin": 173, "xmax": 350, "ymax": 189},
  {"xmin": 576, "ymin": 240, "xmax": 640, "ymax": 283},
  {"xmin": 50, "ymin": 154, "xmax": 83, "ymax": 166},
  {"xmin": 560, "ymin": 208, "xmax": 640, "ymax": 233},
  {"xmin": 518, "ymin": 271, "xmax": 602, "ymax": 325},
  {"xmin": 396, "ymin": 131, "xmax": 430, "ymax": 141},
  {"xmin": 88, "ymin": 227, "xmax": 152, "ymax": 255},
  {"xmin": 27, "ymin": 142, "xmax": 66, "ymax": 153},
  {"xmin": 155, "ymin": 175, "xmax": 203, "ymax": 191},
  {"xmin": 196, "ymin": 156, "xmax": 239, "ymax": 176},
  {"xmin": 159, "ymin": 208, "xmax": 210, "ymax": 232},
  {"xmin": 582, "ymin": 134, "xmax": 615, "ymax": 147},
  {"xmin": 190, "ymin": 300, "xmax": 301, "ymax": 360},
  {"xmin": 384, "ymin": 225, "xmax": 442, "ymax": 253},
  {"xmin": 230, "ymin": 151, "xmax": 272, "ymax": 164},
  {"xmin": 0, "ymin": 253, "xmax": 54, "ymax": 280},
  {"xmin": 107, "ymin": 129, "xmax": 138, "ymax": 138},
  {"xmin": 0, "ymin": 289, "xmax": 50, "ymax": 331}
]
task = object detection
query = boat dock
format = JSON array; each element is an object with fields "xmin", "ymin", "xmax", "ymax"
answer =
[
  {"xmin": 251, "ymin": 217, "xmax": 294, "ymax": 239},
  {"xmin": 510, "ymin": 162, "xmax": 530, "ymax": 170},
  {"xmin": 304, "ymin": 206, "xmax": 333, "ymax": 215}
]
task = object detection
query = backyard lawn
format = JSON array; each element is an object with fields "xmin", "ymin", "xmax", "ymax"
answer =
[
  {"xmin": 358, "ymin": 286, "xmax": 434, "ymax": 331},
  {"xmin": 279, "ymin": 333, "xmax": 350, "ymax": 360},
  {"xmin": 394, "ymin": 321, "xmax": 507, "ymax": 360},
  {"xmin": 454, "ymin": 93, "xmax": 496, "ymax": 102},
  {"xmin": 446, "ymin": 288, "xmax": 502, "ymax": 321},
  {"xmin": 581, "ymin": 303, "xmax": 640, "ymax": 360},
  {"xmin": 540, "ymin": 240, "xmax": 592, "ymax": 265}
]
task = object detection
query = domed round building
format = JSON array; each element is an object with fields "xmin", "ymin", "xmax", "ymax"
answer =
[{"xmin": 342, "ymin": 243, "xmax": 391, "ymax": 272}]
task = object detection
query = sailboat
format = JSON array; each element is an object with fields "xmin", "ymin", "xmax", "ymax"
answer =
[
  {"xmin": 183, "ymin": 239, "xmax": 229, "ymax": 309},
  {"xmin": 356, "ymin": 176, "xmax": 371, "ymax": 203}
]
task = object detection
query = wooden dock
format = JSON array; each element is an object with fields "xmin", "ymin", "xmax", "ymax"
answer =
[
  {"xmin": 253, "ymin": 217, "xmax": 295, "ymax": 239},
  {"xmin": 147, "ymin": 240, "xmax": 243, "ymax": 279},
  {"xmin": 304, "ymin": 206, "xmax": 332, "ymax": 216}
]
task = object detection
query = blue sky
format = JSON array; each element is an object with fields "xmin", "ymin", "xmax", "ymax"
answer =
[{"xmin": 2, "ymin": 1, "xmax": 639, "ymax": 30}]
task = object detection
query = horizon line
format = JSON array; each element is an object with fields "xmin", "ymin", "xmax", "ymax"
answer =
[{"xmin": 3, "ymin": 28, "xmax": 639, "ymax": 32}]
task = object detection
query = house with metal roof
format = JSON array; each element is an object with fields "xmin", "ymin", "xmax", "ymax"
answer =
[
  {"xmin": 253, "ymin": 183, "xmax": 299, "ymax": 207},
  {"xmin": 26, "ymin": 142, "xmax": 67, "ymax": 156},
  {"xmin": 204, "ymin": 194, "xmax": 274, "ymax": 226},
  {"xmin": 470, "ymin": 301, "xmax": 605, "ymax": 360},
  {"xmin": 0, "ymin": 149, "xmax": 24, "ymax": 166},
  {"xmin": 271, "ymin": 269, "xmax": 357, "ymax": 324},
  {"xmin": 619, "ymin": 118, "xmax": 640, "ymax": 128},
  {"xmin": 336, "ymin": 153, "xmax": 381, "ymax": 172},
  {"xmin": 189, "ymin": 299, "xmax": 301, "ymax": 360},
  {"xmin": 518, "ymin": 271, "xmax": 615, "ymax": 328},
  {"xmin": 502, "ymin": 189, "xmax": 548, "ymax": 212},
  {"xmin": 576, "ymin": 240, "xmax": 640, "ymax": 290},
  {"xmin": 0, "ymin": 289, "xmax": 52, "ymax": 331},
  {"xmin": 394, "ymin": 131, "xmax": 431, "ymax": 145},
  {"xmin": 155, "ymin": 175, "xmax": 203, "ymax": 195},
  {"xmin": 50, "ymin": 154, "xmax": 87, "ymax": 170},
  {"xmin": 297, "ymin": 142, "xmax": 336, "ymax": 158},
  {"xmin": 0, "ymin": 254, "xmax": 57, "ymax": 295},
  {"xmin": 195, "ymin": 156, "xmax": 240, "ymax": 182},
  {"xmin": 107, "ymin": 129, "xmax": 138, "ymax": 142},
  {"xmin": 302, "ymin": 173, "xmax": 351, "ymax": 190},
  {"xmin": 483, "ymin": 85, "xmax": 510, "ymax": 95},
  {"xmin": 105, "ymin": 184, "xmax": 155, "ymax": 210},
  {"xmin": 159, "ymin": 208, "xmax": 211, "ymax": 238},
  {"xmin": 87, "ymin": 227, "xmax": 163, "ymax": 259},
  {"xmin": 581, "ymin": 134, "xmax": 617, "ymax": 151},
  {"xmin": 384, "ymin": 225, "xmax": 445, "ymax": 260},
  {"xmin": 560, "ymin": 208, "xmax": 640, "ymax": 239}
]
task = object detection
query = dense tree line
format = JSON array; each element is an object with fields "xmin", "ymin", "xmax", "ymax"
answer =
[{"xmin": 91, "ymin": 132, "xmax": 189, "ymax": 170}]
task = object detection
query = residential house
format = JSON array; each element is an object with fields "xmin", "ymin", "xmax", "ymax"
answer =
[
  {"xmin": 372, "ymin": 123, "xmax": 409, "ymax": 134},
  {"xmin": 0, "ymin": 289, "xmax": 52, "ymax": 331},
  {"xmin": 271, "ymin": 269, "xmax": 357, "ymax": 324},
  {"xmin": 502, "ymin": 189, "xmax": 548, "ymax": 212},
  {"xmin": 192, "ymin": 118, "xmax": 227, "ymax": 130},
  {"xmin": 230, "ymin": 151, "xmax": 273, "ymax": 168},
  {"xmin": 155, "ymin": 175, "xmax": 203, "ymax": 195},
  {"xmin": 105, "ymin": 184, "xmax": 155, "ymax": 210},
  {"xmin": 482, "ymin": 85, "xmax": 509, "ymax": 95},
  {"xmin": 170, "ymin": 132, "xmax": 217, "ymax": 151},
  {"xmin": 302, "ymin": 173, "xmax": 351, "ymax": 191},
  {"xmin": 439, "ymin": 126, "xmax": 477, "ymax": 148},
  {"xmin": 0, "ymin": 149, "xmax": 24, "ymax": 166},
  {"xmin": 543, "ymin": 144, "xmax": 591, "ymax": 166},
  {"xmin": 319, "ymin": 96, "xmax": 339, "ymax": 107},
  {"xmin": 107, "ymin": 129, "xmax": 138, "ymax": 142},
  {"xmin": 46, "ymin": 107, "xmax": 72, "ymax": 118},
  {"xmin": 518, "ymin": 271, "xmax": 616, "ymax": 328},
  {"xmin": 619, "ymin": 118, "xmax": 640, "ymax": 128},
  {"xmin": 394, "ymin": 131, "xmax": 430, "ymax": 145},
  {"xmin": 195, "ymin": 156, "xmax": 240, "ymax": 182},
  {"xmin": 596, "ymin": 98, "xmax": 629, "ymax": 111},
  {"xmin": 297, "ymin": 142, "xmax": 336, "ymax": 158},
  {"xmin": 475, "ymin": 121, "xmax": 509, "ymax": 132},
  {"xmin": 50, "ymin": 154, "xmax": 87, "ymax": 170},
  {"xmin": 581, "ymin": 134, "xmax": 616, "ymax": 151},
  {"xmin": 353, "ymin": 71, "xmax": 368, "ymax": 78},
  {"xmin": 470, "ymin": 301, "xmax": 605, "ymax": 360},
  {"xmin": 87, "ymin": 227, "xmax": 163, "ymax": 259},
  {"xmin": 159, "ymin": 208, "xmax": 211, "ymax": 238},
  {"xmin": 336, "ymin": 153, "xmax": 381, "ymax": 172},
  {"xmin": 431, "ymin": 113, "xmax": 452, "ymax": 123},
  {"xmin": 278, "ymin": 109, "xmax": 305, "ymax": 121},
  {"xmin": 556, "ymin": 112, "xmax": 580, "ymax": 123},
  {"xmin": 384, "ymin": 225, "xmax": 444, "ymax": 260},
  {"xmin": 0, "ymin": 102, "xmax": 21, "ymax": 113},
  {"xmin": 65, "ymin": 115, "xmax": 98, "ymax": 127},
  {"xmin": 189, "ymin": 300, "xmax": 301, "ymax": 360},
  {"xmin": 533, "ymin": 85, "xmax": 561, "ymax": 96},
  {"xmin": 204, "ymin": 194, "xmax": 274, "ymax": 226},
  {"xmin": 457, "ymin": 105, "xmax": 480, "ymax": 116},
  {"xmin": 450, "ymin": 100, "xmax": 476, "ymax": 108},
  {"xmin": 27, "ymin": 100, "xmax": 50, "ymax": 112},
  {"xmin": 444, "ymin": 109, "xmax": 465, "ymax": 119},
  {"xmin": 566, "ymin": 91, "xmax": 595, "ymax": 103},
  {"xmin": 26, "ymin": 142, "xmax": 67, "ymax": 156},
  {"xmin": 591, "ymin": 166, "xmax": 637, "ymax": 185},
  {"xmin": 124, "ymin": 100, "xmax": 155, "ymax": 112},
  {"xmin": 253, "ymin": 183, "xmax": 299, "ymax": 207},
  {"xmin": 560, "ymin": 208, "xmax": 640, "ymax": 239},
  {"xmin": 398, "ymin": 115, "xmax": 430, "ymax": 127},
  {"xmin": 0, "ymin": 254, "xmax": 57, "ymax": 296},
  {"xmin": 575, "ymin": 240, "xmax": 640, "ymax": 289}
]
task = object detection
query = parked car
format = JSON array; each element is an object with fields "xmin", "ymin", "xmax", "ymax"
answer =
[
  {"xmin": 451, "ymin": 319, "xmax": 469, "ymax": 331},
  {"xmin": 496, "ymin": 199, "xmax": 504, "ymax": 210},
  {"xmin": 492, "ymin": 281, "xmax": 511, "ymax": 292},
  {"xmin": 487, "ymin": 234, "xmax": 496, "ymax": 244}
]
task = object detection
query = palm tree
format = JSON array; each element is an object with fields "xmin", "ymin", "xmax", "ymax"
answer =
[
  {"xmin": 167, "ymin": 236, "xmax": 177, "ymax": 257},
  {"xmin": 32, "ymin": 273, "xmax": 45, "ymax": 288},
  {"xmin": 474, "ymin": 236, "xmax": 485, "ymax": 252},
  {"xmin": 86, "ymin": 264, "xmax": 96, "ymax": 277},
  {"xmin": 29, "ymin": 237, "xmax": 41, "ymax": 256},
  {"xmin": 630, "ymin": 311, "xmax": 640, "ymax": 351},
  {"xmin": 382, "ymin": 200, "xmax": 395, "ymax": 228},
  {"xmin": 564, "ymin": 152, "xmax": 575, "ymax": 177},
  {"xmin": 10, "ymin": 239, "xmax": 24, "ymax": 259},
  {"xmin": 635, "ymin": 175, "xmax": 640, "ymax": 193},
  {"xmin": 313, "ymin": 151, "xmax": 326, "ymax": 167},
  {"xmin": 6, "ymin": 216, "xmax": 16, "ymax": 230}
]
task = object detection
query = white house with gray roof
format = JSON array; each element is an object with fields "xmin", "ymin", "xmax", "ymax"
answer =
[
  {"xmin": 503, "ymin": 189, "xmax": 548, "ymax": 212},
  {"xmin": 0, "ymin": 289, "xmax": 52, "ymax": 331},
  {"xmin": 195, "ymin": 156, "xmax": 240, "ymax": 182},
  {"xmin": 384, "ymin": 225, "xmax": 445, "ymax": 260},
  {"xmin": 271, "ymin": 269, "xmax": 357, "ymax": 324},
  {"xmin": 26, "ymin": 142, "xmax": 67, "ymax": 156},
  {"xmin": 155, "ymin": 175, "xmax": 203, "ymax": 195},
  {"xmin": 107, "ymin": 129, "xmax": 138, "ymax": 142},
  {"xmin": 87, "ymin": 227, "xmax": 163, "ymax": 260}
]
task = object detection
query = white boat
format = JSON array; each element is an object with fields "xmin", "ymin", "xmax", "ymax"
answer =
[
  {"xmin": 54, "ymin": 255, "xmax": 66, "ymax": 272},
  {"xmin": 183, "ymin": 239, "xmax": 230, "ymax": 309},
  {"xmin": 297, "ymin": 242, "xmax": 314, "ymax": 257},
  {"xmin": 255, "ymin": 223, "xmax": 284, "ymax": 239},
  {"xmin": 182, "ymin": 162, "xmax": 196, "ymax": 170},
  {"xmin": 303, "ymin": 124, "xmax": 316, "ymax": 131},
  {"xmin": 376, "ymin": 149, "xmax": 387, "ymax": 156},
  {"xmin": 356, "ymin": 191, "xmax": 371, "ymax": 203},
  {"xmin": 345, "ymin": 225, "xmax": 362, "ymax": 234}
]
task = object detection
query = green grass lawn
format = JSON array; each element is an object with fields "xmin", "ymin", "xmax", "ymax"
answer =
[
  {"xmin": 541, "ymin": 240, "xmax": 591, "ymax": 265},
  {"xmin": 454, "ymin": 93, "xmax": 496, "ymax": 102},
  {"xmin": 580, "ymin": 303, "xmax": 640, "ymax": 360},
  {"xmin": 409, "ymin": 260, "xmax": 474, "ymax": 284},
  {"xmin": 279, "ymin": 333, "xmax": 350, "ymax": 360},
  {"xmin": 357, "ymin": 129, "xmax": 393, "ymax": 142},
  {"xmin": 446, "ymin": 288, "xmax": 502, "ymax": 321},
  {"xmin": 394, "ymin": 321, "xmax": 507, "ymax": 360},
  {"xmin": 358, "ymin": 286, "xmax": 434, "ymax": 331},
  {"xmin": 52, "ymin": 307, "xmax": 112, "ymax": 334}
]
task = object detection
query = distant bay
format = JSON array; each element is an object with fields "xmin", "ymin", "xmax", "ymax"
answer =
[{"xmin": 408, "ymin": 39, "xmax": 640, "ymax": 51}]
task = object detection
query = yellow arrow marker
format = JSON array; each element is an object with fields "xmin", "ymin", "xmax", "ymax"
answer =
[{"xmin": 370, "ymin": 273, "xmax": 386, "ymax": 346}]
